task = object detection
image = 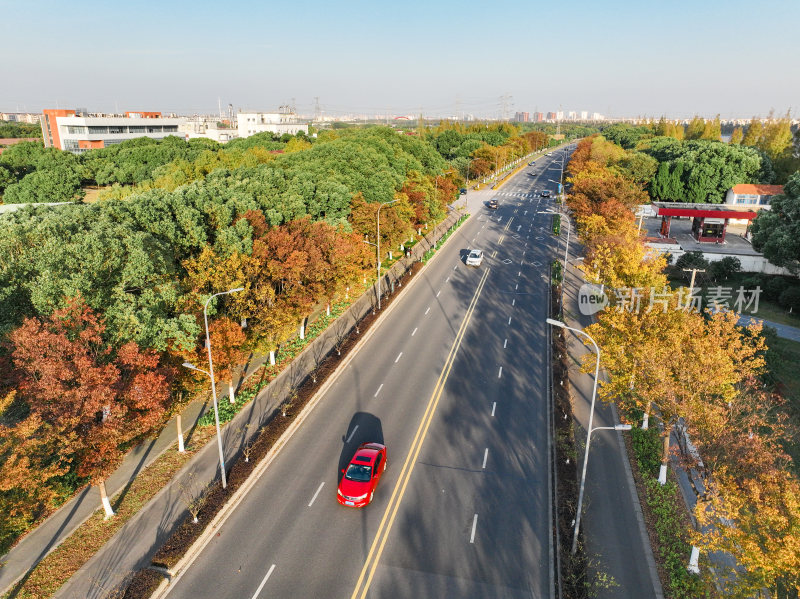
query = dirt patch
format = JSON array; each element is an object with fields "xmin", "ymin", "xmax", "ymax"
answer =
[{"xmin": 117, "ymin": 261, "xmax": 423, "ymax": 597}]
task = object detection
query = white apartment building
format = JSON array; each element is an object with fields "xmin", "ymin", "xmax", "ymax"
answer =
[
  {"xmin": 237, "ymin": 111, "xmax": 309, "ymax": 138},
  {"xmin": 41, "ymin": 109, "xmax": 186, "ymax": 153}
]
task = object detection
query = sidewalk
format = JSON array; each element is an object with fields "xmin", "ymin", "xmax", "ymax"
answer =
[
  {"xmin": 561, "ymin": 255, "xmax": 664, "ymax": 598},
  {"xmin": 737, "ymin": 314, "xmax": 800, "ymax": 342}
]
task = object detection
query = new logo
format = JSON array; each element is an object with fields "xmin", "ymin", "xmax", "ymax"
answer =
[{"xmin": 578, "ymin": 284, "xmax": 608, "ymax": 315}]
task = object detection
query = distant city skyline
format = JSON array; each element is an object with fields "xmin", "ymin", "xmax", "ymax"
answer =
[{"xmin": 2, "ymin": 0, "xmax": 798, "ymax": 121}]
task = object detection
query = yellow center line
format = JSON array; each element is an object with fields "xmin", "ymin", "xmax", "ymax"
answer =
[
  {"xmin": 503, "ymin": 216, "xmax": 514, "ymax": 232},
  {"xmin": 491, "ymin": 250, "xmax": 497, "ymax": 257},
  {"xmin": 350, "ymin": 268, "xmax": 491, "ymax": 599},
  {"xmin": 497, "ymin": 235, "xmax": 504, "ymax": 245}
]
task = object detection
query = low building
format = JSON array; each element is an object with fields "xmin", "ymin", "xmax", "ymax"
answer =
[
  {"xmin": 237, "ymin": 111, "xmax": 308, "ymax": 138},
  {"xmin": 41, "ymin": 109, "xmax": 186, "ymax": 153},
  {"xmin": 180, "ymin": 117, "xmax": 239, "ymax": 143},
  {"xmin": 724, "ymin": 184, "xmax": 783, "ymax": 208}
]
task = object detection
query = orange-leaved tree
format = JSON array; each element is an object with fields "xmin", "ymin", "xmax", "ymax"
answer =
[{"xmin": 10, "ymin": 297, "xmax": 175, "ymax": 517}]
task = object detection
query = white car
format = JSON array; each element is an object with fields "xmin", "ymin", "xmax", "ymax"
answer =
[{"xmin": 466, "ymin": 249, "xmax": 484, "ymax": 267}]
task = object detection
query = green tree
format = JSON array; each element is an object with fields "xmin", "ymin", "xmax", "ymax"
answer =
[
  {"xmin": 685, "ymin": 116, "xmax": 706, "ymax": 140},
  {"xmin": 729, "ymin": 127, "xmax": 744, "ymax": 145},
  {"xmin": 2, "ymin": 166, "xmax": 84, "ymax": 204},
  {"xmin": 751, "ymin": 172, "xmax": 800, "ymax": 273},
  {"xmin": 741, "ymin": 117, "xmax": 764, "ymax": 147}
]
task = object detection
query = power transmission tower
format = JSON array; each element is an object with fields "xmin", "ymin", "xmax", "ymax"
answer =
[{"xmin": 314, "ymin": 97, "xmax": 321, "ymax": 121}]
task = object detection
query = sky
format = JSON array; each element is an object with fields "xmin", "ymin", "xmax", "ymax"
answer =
[{"xmin": 2, "ymin": 0, "xmax": 798, "ymax": 120}]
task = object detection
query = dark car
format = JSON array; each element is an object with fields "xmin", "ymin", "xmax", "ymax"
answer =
[
  {"xmin": 488, "ymin": 199, "xmax": 498, "ymax": 210},
  {"xmin": 541, "ymin": 190, "xmax": 551, "ymax": 198},
  {"xmin": 459, "ymin": 188, "xmax": 467, "ymax": 195},
  {"xmin": 337, "ymin": 442, "xmax": 387, "ymax": 508}
]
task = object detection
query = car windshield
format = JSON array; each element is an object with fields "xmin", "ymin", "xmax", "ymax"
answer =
[
  {"xmin": 470, "ymin": 251, "xmax": 480, "ymax": 258},
  {"xmin": 345, "ymin": 463, "xmax": 372, "ymax": 482}
]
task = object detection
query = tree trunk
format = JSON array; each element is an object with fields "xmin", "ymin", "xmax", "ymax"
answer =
[
  {"xmin": 229, "ymin": 380, "xmax": 235, "ymax": 404},
  {"xmin": 299, "ymin": 318, "xmax": 305, "ymax": 340},
  {"xmin": 641, "ymin": 404, "xmax": 650, "ymax": 430},
  {"xmin": 99, "ymin": 479, "xmax": 115, "ymax": 518},
  {"xmin": 269, "ymin": 350, "xmax": 275, "ymax": 366},
  {"xmin": 688, "ymin": 546, "xmax": 700, "ymax": 574},
  {"xmin": 176, "ymin": 413, "xmax": 185, "ymax": 452},
  {"xmin": 326, "ymin": 303, "xmax": 330, "ymax": 317},
  {"xmin": 658, "ymin": 425, "xmax": 671, "ymax": 485}
]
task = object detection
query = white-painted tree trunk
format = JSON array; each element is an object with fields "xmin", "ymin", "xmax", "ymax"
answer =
[
  {"xmin": 659, "ymin": 428, "xmax": 670, "ymax": 484},
  {"xmin": 176, "ymin": 414, "xmax": 185, "ymax": 452},
  {"xmin": 326, "ymin": 303, "xmax": 330, "ymax": 317},
  {"xmin": 229, "ymin": 380, "xmax": 235, "ymax": 404},
  {"xmin": 658, "ymin": 464, "xmax": 668, "ymax": 485},
  {"xmin": 687, "ymin": 546, "xmax": 700, "ymax": 574},
  {"xmin": 641, "ymin": 409, "xmax": 649, "ymax": 430},
  {"xmin": 269, "ymin": 350, "xmax": 275, "ymax": 365},
  {"xmin": 299, "ymin": 319, "xmax": 305, "ymax": 340},
  {"xmin": 99, "ymin": 480, "xmax": 115, "ymax": 518}
]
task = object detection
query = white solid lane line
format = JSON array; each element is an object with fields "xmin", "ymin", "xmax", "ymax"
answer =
[
  {"xmin": 512, "ymin": 299, "xmax": 515, "ymax": 306},
  {"xmin": 491, "ymin": 402, "xmax": 496, "ymax": 416},
  {"xmin": 395, "ymin": 352, "xmax": 403, "ymax": 363},
  {"xmin": 454, "ymin": 264, "xmax": 458, "ymax": 270},
  {"xmin": 412, "ymin": 327, "xmax": 418, "ymax": 336},
  {"xmin": 436, "ymin": 290, "xmax": 441, "ymax": 297},
  {"xmin": 470, "ymin": 514, "xmax": 478, "ymax": 543},
  {"xmin": 508, "ymin": 317, "xmax": 512, "ymax": 325},
  {"xmin": 251, "ymin": 564, "xmax": 276, "ymax": 599},
  {"xmin": 346, "ymin": 425, "xmax": 359, "ymax": 443},
  {"xmin": 498, "ymin": 366, "xmax": 503, "ymax": 378},
  {"xmin": 446, "ymin": 276, "xmax": 450, "ymax": 282},
  {"xmin": 308, "ymin": 482, "xmax": 325, "ymax": 507},
  {"xmin": 374, "ymin": 384, "xmax": 383, "ymax": 398},
  {"xmin": 482, "ymin": 448, "xmax": 488, "ymax": 469},
  {"xmin": 503, "ymin": 338, "xmax": 508, "ymax": 348},
  {"xmin": 425, "ymin": 306, "xmax": 431, "ymax": 315}
]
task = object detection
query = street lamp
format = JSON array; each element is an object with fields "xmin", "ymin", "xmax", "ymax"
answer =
[
  {"xmin": 374, "ymin": 199, "xmax": 399, "ymax": 311},
  {"xmin": 546, "ymin": 319, "xmax": 626, "ymax": 555},
  {"xmin": 184, "ymin": 286, "xmax": 244, "ymax": 489}
]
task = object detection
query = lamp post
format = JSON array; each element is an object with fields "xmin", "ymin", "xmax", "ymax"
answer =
[
  {"xmin": 375, "ymin": 199, "xmax": 399, "ymax": 310},
  {"xmin": 545, "ymin": 319, "xmax": 627, "ymax": 555},
  {"xmin": 183, "ymin": 286, "xmax": 244, "ymax": 489}
]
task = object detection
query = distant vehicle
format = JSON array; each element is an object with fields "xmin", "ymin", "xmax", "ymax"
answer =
[
  {"xmin": 466, "ymin": 249, "xmax": 484, "ymax": 267},
  {"xmin": 488, "ymin": 199, "xmax": 498, "ymax": 209},
  {"xmin": 337, "ymin": 442, "xmax": 387, "ymax": 508},
  {"xmin": 459, "ymin": 188, "xmax": 467, "ymax": 195},
  {"xmin": 546, "ymin": 152, "xmax": 553, "ymax": 156},
  {"xmin": 528, "ymin": 161, "xmax": 536, "ymax": 166},
  {"xmin": 541, "ymin": 190, "xmax": 551, "ymax": 198}
]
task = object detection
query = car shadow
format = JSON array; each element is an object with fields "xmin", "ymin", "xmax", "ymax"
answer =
[{"xmin": 339, "ymin": 412, "xmax": 384, "ymax": 482}]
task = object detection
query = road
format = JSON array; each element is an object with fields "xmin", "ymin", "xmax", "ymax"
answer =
[{"xmin": 162, "ymin": 152, "xmax": 566, "ymax": 599}]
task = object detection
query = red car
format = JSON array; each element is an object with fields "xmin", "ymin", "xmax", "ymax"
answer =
[{"xmin": 337, "ymin": 442, "xmax": 387, "ymax": 508}]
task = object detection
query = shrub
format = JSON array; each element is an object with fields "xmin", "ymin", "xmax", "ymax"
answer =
[
  {"xmin": 675, "ymin": 251, "xmax": 709, "ymax": 272},
  {"xmin": 778, "ymin": 285, "xmax": 800, "ymax": 312},
  {"xmin": 631, "ymin": 426, "xmax": 661, "ymax": 479},
  {"xmin": 763, "ymin": 276, "xmax": 791, "ymax": 301},
  {"xmin": 709, "ymin": 256, "xmax": 741, "ymax": 281}
]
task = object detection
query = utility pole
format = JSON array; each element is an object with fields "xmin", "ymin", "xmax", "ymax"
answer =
[{"xmin": 683, "ymin": 267, "xmax": 706, "ymax": 293}]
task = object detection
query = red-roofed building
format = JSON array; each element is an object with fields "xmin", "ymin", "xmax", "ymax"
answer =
[{"xmin": 725, "ymin": 184, "xmax": 784, "ymax": 208}]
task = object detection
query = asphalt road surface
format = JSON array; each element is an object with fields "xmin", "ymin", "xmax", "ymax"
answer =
[{"xmin": 162, "ymin": 153, "xmax": 567, "ymax": 599}]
